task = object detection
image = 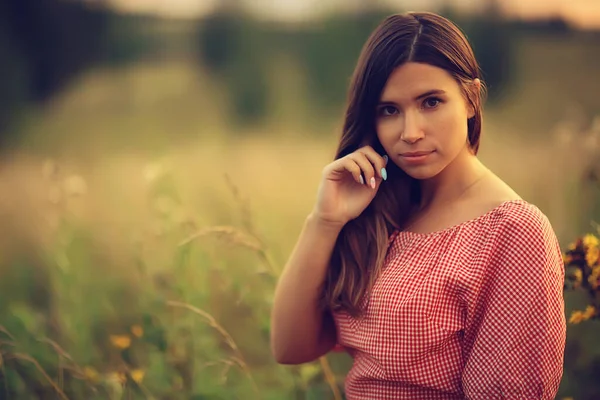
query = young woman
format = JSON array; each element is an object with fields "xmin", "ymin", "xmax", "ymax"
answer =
[{"xmin": 270, "ymin": 11, "xmax": 566, "ymax": 400}]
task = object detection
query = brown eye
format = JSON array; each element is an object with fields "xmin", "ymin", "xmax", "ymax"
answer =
[
  {"xmin": 379, "ymin": 106, "xmax": 398, "ymax": 116},
  {"xmin": 423, "ymin": 97, "xmax": 441, "ymax": 109}
]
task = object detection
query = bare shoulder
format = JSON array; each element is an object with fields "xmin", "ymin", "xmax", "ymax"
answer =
[
  {"xmin": 476, "ymin": 173, "xmax": 555, "ymax": 236},
  {"xmin": 464, "ymin": 171, "xmax": 522, "ymax": 217}
]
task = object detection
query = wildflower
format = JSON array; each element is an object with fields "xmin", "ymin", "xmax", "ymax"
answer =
[
  {"xmin": 569, "ymin": 306, "xmax": 596, "ymax": 324},
  {"xmin": 563, "ymin": 253, "xmax": 573, "ymax": 265},
  {"xmin": 569, "ymin": 311, "xmax": 585, "ymax": 324},
  {"xmin": 588, "ymin": 266, "xmax": 600, "ymax": 289},
  {"xmin": 131, "ymin": 325, "xmax": 144, "ymax": 338},
  {"xmin": 83, "ymin": 366, "xmax": 100, "ymax": 382},
  {"xmin": 583, "ymin": 234, "xmax": 600, "ymax": 250},
  {"xmin": 109, "ymin": 335, "xmax": 131, "ymax": 350},
  {"xmin": 583, "ymin": 305, "xmax": 596, "ymax": 320},
  {"xmin": 130, "ymin": 369, "xmax": 145, "ymax": 383},
  {"xmin": 586, "ymin": 246, "xmax": 600, "ymax": 267},
  {"xmin": 107, "ymin": 371, "xmax": 127, "ymax": 385}
]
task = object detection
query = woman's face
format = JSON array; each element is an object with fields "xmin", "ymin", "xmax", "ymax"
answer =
[{"xmin": 375, "ymin": 62, "xmax": 476, "ymax": 180}]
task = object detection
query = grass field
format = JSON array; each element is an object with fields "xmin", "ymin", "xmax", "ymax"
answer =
[{"xmin": 0, "ymin": 33, "xmax": 599, "ymax": 398}]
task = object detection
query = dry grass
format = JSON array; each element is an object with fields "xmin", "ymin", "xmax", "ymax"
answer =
[{"xmin": 0, "ymin": 53, "xmax": 598, "ymax": 398}]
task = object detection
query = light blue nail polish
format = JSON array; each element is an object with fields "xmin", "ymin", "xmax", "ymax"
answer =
[
  {"xmin": 381, "ymin": 167, "xmax": 387, "ymax": 181},
  {"xmin": 359, "ymin": 175, "xmax": 364, "ymax": 185},
  {"xmin": 383, "ymin": 155, "xmax": 388, "ymax": 165}
]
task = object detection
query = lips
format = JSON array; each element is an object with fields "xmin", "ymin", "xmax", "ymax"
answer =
[
  {"xmin": 398, "ymin": 150, "xmax": 435, "ymax": 164},
  {"xmin": 400, "ymin": 150, "xmax": 434, "ymax": 157}
]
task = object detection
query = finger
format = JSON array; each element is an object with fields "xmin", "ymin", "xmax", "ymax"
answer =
[
  {"xmin": 341, "ymin": 158, "xmax": 364, "ymax": 185},
  {"xmin": 358, "ymin": 146, "xmax": 387, "ymax": 181},
  {"xmin": 348, "ymin": 153, "xmax": 376, "ymax": 188},
  {"xmin": 328, "ymin": 157, "xmax": 364, "ymax": 185}
]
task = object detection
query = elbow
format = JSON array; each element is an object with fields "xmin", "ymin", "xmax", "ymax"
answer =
[
  {"xmin": 271, "ymin": 347, "xmax": 305, "ymax": 365},
  {"xmin": 273, "ymin": 351, "xmax": 304, "ymax": 365},
  {"xmin": 270, "ymin": 310, "xmax": 336, "ymax": 364},
  {"xmin": 270, "ymin": 331, "xmax": 320, "ymax": 365},
  {"xmin": 270, "ymin": 339, "xmax": 293, "ymax": 364},
  {"xmin": 273, "ymin": 352, "xmax": 319, "ymax": 365},
  {"xmin": 270, "ymin": 337, "xmax": 311, "ymax": 365}
]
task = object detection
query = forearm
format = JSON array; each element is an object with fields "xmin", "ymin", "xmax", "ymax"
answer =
[{"xmin": 270, "ymin": 213, "xmax": 343, "ymax": 364}]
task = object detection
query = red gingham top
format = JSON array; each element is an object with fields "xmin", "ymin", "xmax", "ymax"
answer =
[{"xmin": 333, "ymin": 200, "xmax": 566, "ymax": 399}]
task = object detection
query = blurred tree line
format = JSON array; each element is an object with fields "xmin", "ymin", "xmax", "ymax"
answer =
[
  {"xmin": 0, "ymin": 0, "xmax": 582, "ymax": 145},
  {"xmin": 196, "ymin": 6, "xmax": 518, "ymax": 126},
  {"xmin": 0, "ymin": 0, "xmax": 107, "ymax": 139},
  {"xmin": 0, "ymin": 0, "xmax": 164, "ymax": 147}
]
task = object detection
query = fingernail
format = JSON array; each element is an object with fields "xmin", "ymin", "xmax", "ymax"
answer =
[
  {"xmin": 359, "ymin": 175, "xmax": 364, "ymax": 185},
  {"xmin": 370, "ymin": 177, "xmax": 376, "ymax": 189},
  {"xmin": 381, "ymin": 167, "xmax": 387, "ymax": 181},
  {"xmin": 383, "ymin": 155, "xmax": 388, "ymax": 165}
]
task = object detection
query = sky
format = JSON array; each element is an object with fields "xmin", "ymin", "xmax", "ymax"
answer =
[{"xmin": 106, "ymin": 0, "xmax": 600, "ymax": 29}]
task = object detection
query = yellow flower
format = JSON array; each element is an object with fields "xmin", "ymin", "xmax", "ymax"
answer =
[
  {"xmin": 583, "ymin": 234, "xmax": 600, "ymax": 250},
  {"xmin": 589, "ymin": 266, "xmax": 600, "ymax": 289},
  {"xmin": 107, "ymin": 371, "xmax": 127, "ymax": 385},
  {"xmin": 586, "ymin": 246, "xmax": 600, "ymax": 267},
  {"xmin": 83, "ymin": 366, "xmax": 99, "ymax": 382},
  {"xmin": 130, "ymin": 325, "xmax": 144, "ymax": 338},
  {"xmin": 569, "ymin": 311, "xmax": 585, "ymax": 324},
  {"xmin": 130, "ymin": 369, "xmax": 145, "ymax": 383},
  {"xmin": 109, "ymin": 335, "xmax": 131, "ymax": 350},
  {"xmin": 567, "ymin": 241, "xmax": 577, "ymax": 251},
  {"xmin": 583, "ymin": 305, "xmax": 596, "ymax": 320}
]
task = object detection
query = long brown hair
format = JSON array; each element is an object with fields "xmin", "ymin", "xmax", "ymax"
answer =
[{"xmin": 322, "ymin": 12, "xmax": 486, "ymax": 317}]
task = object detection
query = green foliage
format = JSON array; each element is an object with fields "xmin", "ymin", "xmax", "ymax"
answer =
[
  {"xmin": 0, "ymin": 163, "xmax": 348, "ymax": 399},
  {"xmin": 453, "ymin": 16, "xmax": 515, "ymax": 101},
  {"xmin": 197, "ymin": 12, "xmax": 270, "ymax": 127},
  {"xmin": 0, "ymin": 0, "xmax": 109, "ymax": 102},
  {"xmin": 0, "ymin": 21, "xmax": 29, "ymax": 136},
  {"xmin": 194, "ymin": 9, "xmax": 519, "ymax": 127},
  {"xmin": 290, "ymin": 12, "xmax": 389, "ymax": 116},
  {"xmin": 0, "ymin": 0, "xmax": 110, "ymax": 147}
]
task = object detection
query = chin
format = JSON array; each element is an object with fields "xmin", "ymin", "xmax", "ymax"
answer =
[{"xmin": 401, "ymin": 165, "xmax": 445, "ymax": 180}]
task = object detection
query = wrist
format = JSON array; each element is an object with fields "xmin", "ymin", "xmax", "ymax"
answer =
[{"xmin": 306, "ymin": 212, "xmax": 347, "ymax": 232}]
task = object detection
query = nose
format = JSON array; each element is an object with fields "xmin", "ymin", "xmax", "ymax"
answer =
[{"xmin": 400, "ymin": 110, "xmax": 424, "ymax": 144}]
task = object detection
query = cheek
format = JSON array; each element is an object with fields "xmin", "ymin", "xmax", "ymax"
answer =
[
  {"xmin": 375, "ymin": 120, "xmax": 396, "ymax": 149},
  {"xmin": 433, "ymin": 107, "xmax": 468, "ymax": 141}
]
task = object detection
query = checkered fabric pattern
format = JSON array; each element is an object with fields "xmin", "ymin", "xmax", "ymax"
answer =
[{"xmin": 333, "ymin": 200, "xmax": 566, "ymax": 399}]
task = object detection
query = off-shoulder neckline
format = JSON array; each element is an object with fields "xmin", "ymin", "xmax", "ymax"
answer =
[{"xmin": 397, "ymin": 199, "xmax": 528, "ymax": 238}]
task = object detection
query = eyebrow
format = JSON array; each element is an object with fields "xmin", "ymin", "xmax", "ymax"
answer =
[{"xmin": 378, "ymin": 89, "xmax": 446, "ymax": 105}]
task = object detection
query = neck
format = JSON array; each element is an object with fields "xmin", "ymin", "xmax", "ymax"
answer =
[{"xmin": 418, "ymin": 148, "xmax": 487, "ymax": 211}]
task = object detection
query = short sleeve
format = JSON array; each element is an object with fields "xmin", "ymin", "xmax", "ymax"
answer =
[{"xmin": 462, "ymin": 206, "xmax": 566, "ymax": 399}]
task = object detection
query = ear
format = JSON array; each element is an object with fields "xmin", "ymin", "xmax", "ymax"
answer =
[
  {"xmin": 467, "ymin": 103, "xmax": 476, "ymax": 119},
  {"xmin": 466, "ymin": 78, "xmax": 481, "ymax": 119}
]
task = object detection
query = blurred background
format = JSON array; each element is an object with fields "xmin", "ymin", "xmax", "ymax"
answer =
[{"xmin": 0, "ymin": 0, "xmax": 599, "ymax": 398}]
